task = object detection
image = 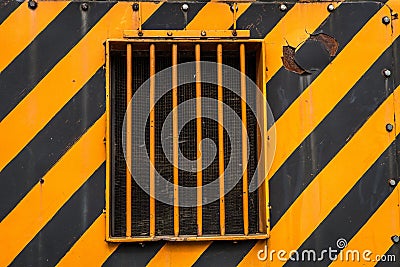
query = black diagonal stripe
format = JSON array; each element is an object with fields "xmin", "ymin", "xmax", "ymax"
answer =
[
  {"xmin": 267, "ymin": 1, "xmax": 387, "ymax": 122},
  {"xmin": 234, "ymin": 2, "xmax": 294, "ymax": 38},
  {"xmin": 103, "ymin": 242, "xmax": 165, "ymax": 266},
  {"xmin": 284, "ymin": 139, "xmax": 398, "ymax": 266},
  {"xmin": 0, "ymin": 0, "xmax": 21, "ymax": 25},
  {"xmin": 0, "ymin": 1, "xmax": 114, "ymax": 121},
  {"xmin": 193, "ymin": 241, "xmax": 257, "ymax": 266},
  {"xmin": 10, "ymin": 163, "xmax": 105, "ymax": 267},
  {"xmin": 142, "ymin": 2, "xmax": 208, "ymax": 30},
  {"xmin": 375, "ymin": 244, "xmax": 400, "ymax": 266},
  {"xmin": 0, "ymin": 68, "xmax": 105, "ymax": 222},
  {"xmin": 269, "ymin": 35, "xmax": 398, "ymax": 228}
]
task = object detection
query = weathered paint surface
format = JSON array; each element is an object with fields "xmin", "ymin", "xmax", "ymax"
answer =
[{"xmin": 0, "ymin": 0, "xmax": 399, "ymax": 266}]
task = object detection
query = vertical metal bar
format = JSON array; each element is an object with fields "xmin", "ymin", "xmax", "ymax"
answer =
[
  {"xmin": 195, "ymin": 44, "xmax": 203, "ymax": 236},
  {"xmin": 149, "ymin": 44, "xmax": 156, "ymax": 237},
  {"xmin": 172, "ymin": 44, "xmax": 179, "ymax": 237},
  {"xmin": 126, "ymin": 43, "xmax": 132, "ymax": 237},
  {"xmin": 240, "ymin": 44, "xmax": 249, "ymax": 235},
  {"xmin": 217, "ymin": 44, "xmax": 225, "ymax": 235},
  {"xmin": 233, "ymin": 3, "xmax": 237, "ymax": 31},
  {"xmin": 138, "ymin": 3, "xmax": 142, "ymax": 31},
  {"xmin": 256, "ymin": 44, "xmax": 267, "ymax": 234}
]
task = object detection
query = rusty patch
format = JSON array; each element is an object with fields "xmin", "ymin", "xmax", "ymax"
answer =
[
  {"xmin": 282, "ymin": 33, "xmax": 338, "ymax": 74},
  {"xmin": 281, "ymin": 46, "xmax": 307, "ymax": 75},
  {"xmin": 309, "ymin": 33, "xmax": 339, "ymax": 56}
]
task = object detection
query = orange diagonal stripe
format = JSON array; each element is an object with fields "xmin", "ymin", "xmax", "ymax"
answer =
[
  {"xmin": 186, "ymin": 2, "xmax": 251, "ymax": 30},
  {"xmin": 56, "ymin": 214, "xmax": 118, "ymax": 267},
  {"xmin": 264, "ymin": 2, "xmax": 340, "ymax": 82},
  {"xmin": 329, "ymin": 185, "xmax": 400, "ymax": 267},
  {"xmin": 267, "ymin": 2, "xmax": 393, "ymax": 181},
  {"xmin": 0, "ymin": 2, "xmax": 160, "ymax": 173},
  {"xmin": 0, "ymin": 1, "xmax": 69, "ymax": 72},
  {"xmin": 240, "ymin": 83, "xmax": 398, "ymax": 266},
  {"xmin": 147, "ymin": 242, "xmax": 212, "ymax": 267},
  {"xmin": 0, "ymin": 115, "xmax": 105, "ymax": 266}
]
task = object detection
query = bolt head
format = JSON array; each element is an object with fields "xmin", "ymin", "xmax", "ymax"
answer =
[
  {"xmin": 386, "ymin": 123, "xmax": 394, "ymax": 132},
  {"xmin": 201, "ymin": 30, "xmax": 206, "ymax": 37},
  {"xmin": 391, "ymin": 235, "xmax": 399, "ymax": 244},
  {"xmin": 382, "ymin": 16, "xmax": 390, "ymax": 25},
  {"xmin": 389, "ymin": 179, "xmax": 397, "ymax": 187},
  {"xmin": 28, "ymin": 0, "xmax": 37, "ymax": 10},
  {"xmin": 81, "ymin": 3, "xmax": 89, "ymax": 11},
  {"xmin": 383, "ymin": 69, "xmax": 391, "ymax": 78},
  {"xmin": 279, "ymin": 4, "xmax": 288, "ymax": 12},
  {"xmin": 327, "ymin": 4, "xmax": 335, "ymax": 12},
  {"xmin": 181, "ymin": 4, "xmax": 189, "ymax": 12},
  {"xmin": 132, "ymin": 3, "xmax": 139, "ymax": 11}
]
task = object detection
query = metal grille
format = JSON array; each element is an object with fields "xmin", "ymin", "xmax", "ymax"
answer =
[{"xmin": 109, "ymin": 41, "xmax": 267, "ymax": 241}]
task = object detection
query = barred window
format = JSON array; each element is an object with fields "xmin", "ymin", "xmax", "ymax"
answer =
[{"xmin": 106, "ymin": 38, "xmax": 270, "ymax": 241}]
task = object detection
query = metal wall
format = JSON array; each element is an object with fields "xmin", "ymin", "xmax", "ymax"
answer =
[{"xmin": 0, "ymin": 0, "xmax": 399, "ymax": 266}]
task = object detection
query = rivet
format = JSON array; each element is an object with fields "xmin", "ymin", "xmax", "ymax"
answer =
[
  {"xmin": 167, "ymin": 31, "xmax": 173, "ymax": 36},
  {"xmin": 279, "ymin": 4, "xmax": 288, "ymax": 12},
  {"xmin": 39, "ymin": 178, "xmax": 44, "ymax": 184},
  {"xmin": 391, "ymin": 235, "xmax": 399, "ymax": 244},
  {"xmin": 81, "ymin": 3, "xmax": 89, "ymax": 11},
  {"xmin": 327, "ymin": 4, "xmax": 335, "ymax": 12},
  {"xmin": 389, "ymin": 179, "xmax": 397, "ymax": 187},
  {"xmin": 132, "ymin": 3, "xmax": 139, "ymax": 11},
  {"xmin": 232, "ymin": 30, "xmax": 237, "ymax": 37},
  {"xmin": 382, "ymin": 16, "xmax": 390, "ymax": 25},
  {"xmin": 386, "ymin": 123, "xmax": 393, "ymax": 132},
  {"xmin": 28, "ymin": 0, "xmax": 37, "ymax": 10},
  {"xmin": 181, "ymin": 3, "xmax": 189, "ymax": 12},
  {"xmin": 138, "ymin": 31, "xmax": 143, "ymax": 37},
  {"xmin": 383, "ymin": 68, "xmax": 391, "ymax": 78},
  {"xmin": 201, "ymin": 30, "xmax": 206, "ymax": 37}
]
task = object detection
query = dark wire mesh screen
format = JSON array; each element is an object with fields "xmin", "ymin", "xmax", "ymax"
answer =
[
  {"xmin": 154, "ymin": 53, "xmax": 174, "ymax": 236},
  {"xmin": 201, "ymin": 52, "xmax": 221, "ymax": 235},
  {"xmin": 110, "ymin": 52, "xmax": 127, "ymax": 237},
  {"xmin": 177, "ymin": 50, "xmax": 198, "ymax": 235},
  {"xmin": 110, "ymin": 43, "xmax": 260, "ymax": 238},
  {"xmin": 131, "ymin": 52, "xmax": 151, "ymax": 236}
]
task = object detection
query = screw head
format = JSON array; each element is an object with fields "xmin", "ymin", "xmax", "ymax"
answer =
[
  {"xmin": 132, "ymin": 3, "xmax": 139, "ymax": 11},
  {"xmin": 181, "ymin": 4, "xmax": 189, "ymax": 12},
  {"xmin": 279, "ymin": 4, "xmax": 288, "ymax": 12},
  {"xmin": 383, "ymin": 69, "xmax": 391, "ymax": 78},
  {"xmin": 391, "ymin": 235, "xmax": 399, "ymax": 244},
  {"xmin": 327, "ymin": 4, "xmax": 335, "ymax": 12},
  {"xmin": 28, "ymin": 0, "xmax": 37, "ymax": 10},
  {"xmin": 232, "ymin": 30, "xmax": 237, "ymax": 37},
  {"xmin": 389, "ymin": 179, "xmax": 397, "ymax": 187},
  {"xmin": 138, "ymin": 31, "xmax": 143, "ymax": 37},
  {"xmin": 81, "ymin": 3, "xmax": 89, "ymax": 11},
  {"xmin": 39, "ymin": 178, "xmax": 44, "ymax": 184},
  {"xmin": 167, "ymin": 31, "xmax": 173, "ymax": 36},
  {"xmin": 201, "ymin": 30, "xmax": 206, "ymax": 37},
  {"xmin": 382, "ymin": 16, "xmax": 390, "ymax": 25},
  {"xmin": 386, "ymin": 123, "xmax": 394, "ymax": 132}
]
